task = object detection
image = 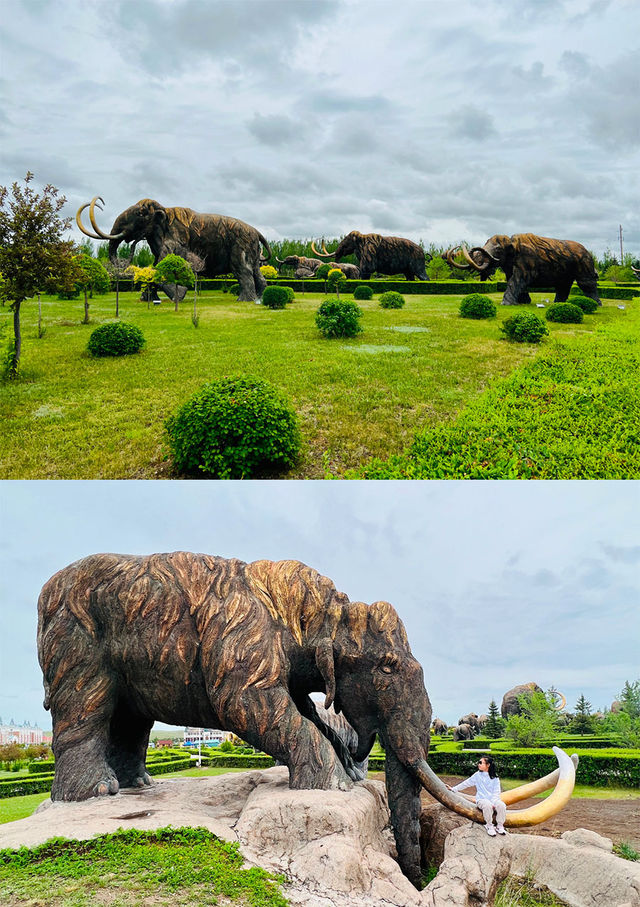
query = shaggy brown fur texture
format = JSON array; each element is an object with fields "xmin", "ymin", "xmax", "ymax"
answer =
[{"xmin": 331, "ymin": 231, "xmax": 428, "ymax": 281}]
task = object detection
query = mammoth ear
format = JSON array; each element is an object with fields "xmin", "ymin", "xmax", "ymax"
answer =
[{"xmin": 315, "ymin": 639, "xmax": 336, "ymax": 710}]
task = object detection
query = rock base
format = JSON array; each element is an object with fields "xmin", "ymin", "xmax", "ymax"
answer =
[{"xmin": 0, "ymin": 768, "xmax": 638, "ymax": 906}]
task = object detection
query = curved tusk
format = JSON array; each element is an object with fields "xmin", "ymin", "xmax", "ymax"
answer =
[
  {"xmin": 311, "ymin": 240, "xmax": 332, "ymax": 258},
  {"xmin": 445, "ymin": 246, "xmax": 470, "ymax": 269},
  {"xmin": 275, "ymin": 256, "xmax": 284, "ymax": 263},
  {"xmin": 414, "ymin": 746, "xmax": 576, "ymax": 827},
  {"xmin": 461, "ymin": 244, "xmax": 487, "ymax": 271},
  {"xmin": 553, "ymin": 692, "xmax": 567, "ymax": 711},
  {"xmin": 631, "ymin": 265, "xmax": 640, "ymax": 277},
  {"xmin": 75, "ymin": 203, "xmax": 101, "ymax": 239},
  {"xmin": 88, "ymin": 196, "xmax": 125, "ymax": 241},
  {"xmin": 502, "ymin": 747, "xmax": 576, "ymax": 826},
  {"xmin": 501, "ymin": 753, "xmax": 578, "ymax": 805}
]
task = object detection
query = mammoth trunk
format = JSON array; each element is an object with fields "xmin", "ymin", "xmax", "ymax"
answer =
[
  {"xmin": 384, "ymin": 743, "xmax": 423, "ymax": 890},
  {"xmin": 108, "ymin": 238, "xmax": 122, "ymax": 264}
]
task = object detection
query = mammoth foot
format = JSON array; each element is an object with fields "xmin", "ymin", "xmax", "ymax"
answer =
[
  {"xmin": 131, "ymin": 773, "xmax": 152, "ymax": 789},
  {"xmin": 94, "ymin": 777, "xmax": 120, "ymax": 797}
]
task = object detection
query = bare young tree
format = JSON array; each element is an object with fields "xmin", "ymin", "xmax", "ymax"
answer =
[{"xmin": 186, "ymin": 252, "xmax": 206, "ymax": 327}]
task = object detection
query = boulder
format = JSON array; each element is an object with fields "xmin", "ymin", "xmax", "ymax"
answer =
[{"xmin": 501, "ymin": 682, "xmax": 543, "ymax": 719}]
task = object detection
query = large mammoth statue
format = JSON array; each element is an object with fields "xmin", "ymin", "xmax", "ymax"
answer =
[
  {"xmin": 275, "ymin": 254, "xmax": 322, "ymax": 277},
  {"xmin": 432, "ymin": 717, "xmax": 448, "ymax": 736},
  {"xmin": 453, "ymin": 722, "xmax": 474, "ymax": 741},
  {"xmin": 312, "ymin": 232, "xmax": 428, "ymax": 281},
  {"xmin": 76, "ymin": 197, "xmax": 271, "ymax": 302},
  {"xmin": 458, "ymin": 712, "xmax": 480, "ymax": 733},
  {"xmin": 632, "ymin": 265, "xmax": 640, "ymax": 280},
  {"xmin": 446, "ymin": 234, "xmax": 601, "ymax": 306},
  {"xmin": 276, "ymin": 255, "xmax": 360, "ymax": 280},
  {"xmin": 38, "ymin": 554, "xmax": 576, "ymax": 890}
]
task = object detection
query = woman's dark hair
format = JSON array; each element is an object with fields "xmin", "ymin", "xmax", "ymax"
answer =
[{"xmin": 480, "ymin": 756, "xmax": 497, "ymax": 779}]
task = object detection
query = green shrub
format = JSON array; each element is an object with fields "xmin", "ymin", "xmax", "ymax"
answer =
[
  {"xmin": 546, "ymin": 302, "xmax": 584, "ymax": 324},
  {"xmin": 501, "ymin": 312, "xmax": 548, "ymax": 343},
  {"xmin": 283, "ymin": 286, "xmax": 295, "ymax": 303},
  {"xmin": 87, "ymin": 322, "xmax": 145, "ymax": 357},
  {"xmin": 315, "ymin": 298, "xmax": 363, "ymax": 338},
  {"xmin": 569, "ymin": 295, "xmax": 599, "ymax": 314},
  {"xmin": 165, "ymin": 375, "xmax": 301, "ymax": 479},
  {"xmin": 459, "ymin": 293, "xmax": 497, "ymax": 319},
  {"xmin": 229, "ymin": 282, "xmax": 240, "ymax": 296},
  {"xmin": 379, "ymin": 291, "xmax": 405, "ymax": 309},
  {"xmin": 261, "ymin": 286, "xmax": 290, "ymax": 309},
  {"xmin": 353, "ymin": 284, "xmax": 374, "ymax": 300}
]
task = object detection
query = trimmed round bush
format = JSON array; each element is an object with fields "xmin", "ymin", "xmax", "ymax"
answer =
[
  {"xmin": 459, "ymin": 293, "xmax": 497, "ymax": 319},
  {"xmin": 545, "ymin": 302, "xmax": 584, "ymax": 324},
  {"xmin": 228, "ymin": 282, "xmax": 240, "ymax": 296},
  {"xmin": 500, "ymin": 312, "xmax": 548, "ymax": 343},
  {"xmin": 283, "ymin": 286, "xmax": 295, "ymax": 303},
  {"xmin": 87, "ymin": 322, "xmax": 145, "ymax": 357},
  {"xmin": 379, "ymin": 291, "xmax": 405, "ymax": 309},
  {"xmin": 259, "ymin": 264, "xmax": 278, "ymax": 279},
  {"xmin": 570, "ymin": 294, "xmax": 599, "ymax": 314},
  {"xmin": 315, "ymin": 299, "xmax": 363, "ymax": 338},
  {"xmin": 165, "ymin": 376, "xmax": 301, "ymax": 479},
  {"xmin": 261, "ymin": 286, "xmax": 290, "ymax": 309},
  {"xmin": 353, "ymin": 284, "xmax": 374, "ymax": 300}
]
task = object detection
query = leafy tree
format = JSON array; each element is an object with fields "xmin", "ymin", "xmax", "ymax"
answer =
[
  {"xmin": 75, "ymin": 255, "xmax": 110, "ymax": 324},
  {"xmin": 129, "ymin": 265, "xmax": 157, "ymax": 304},
  {"xmin": 218, "ymin": 739, "xmax": 233, "ymax": 753},
  {"xmin": 154, "ymin": 254, "xmax": 195, "ymax": 311},
  {"xmin": 316, "ymin": 262, "xmax": 331, "ymax": 293},
  {"xmin": 0, "ymin": 172, "xmax": 77, "ymax": 377},
  {"xmin": 327, "ymin": 267, "xmax": 346, "ymax": 298},
  {"xmin": 571, "ymin": 694, "xmax": 594, "ymax": 735},
  {"xmin": 619, "ymin": 679, "xmax": 640, "ymax": 718},
  {"xmin": 426, "ymin": 256, "xmax": 451, "ymax": 280},
  {"xmin": 484, "ymin": 699, "xmax": 504, "ymax": 738},
  {"xmin": 186, "ymin": 251, "xmax": 205, "ymax": 327},
  {"xmin": 505, "ymin": 690, "xmax": 560, "ymax": 747}
]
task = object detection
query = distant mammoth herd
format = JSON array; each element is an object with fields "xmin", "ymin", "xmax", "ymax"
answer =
[
  {"xmin": 39, "ymin": 553, "xmax": 577, "ymax": 890},
  {"xmin": 77, "ymin": 196, "xmax": 610, "ymax": 307}
]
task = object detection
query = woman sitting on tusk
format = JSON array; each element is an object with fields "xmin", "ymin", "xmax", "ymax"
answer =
[{"xmin": 447, "ymin": 756, "xmax": 507, "ymax": 836}]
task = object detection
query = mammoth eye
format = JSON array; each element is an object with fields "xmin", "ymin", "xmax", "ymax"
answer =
[{"xmin": 380, "ymin": 665, "xmax": 393, "ymax": 674}]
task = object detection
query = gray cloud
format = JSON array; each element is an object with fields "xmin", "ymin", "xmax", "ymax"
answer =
[{"xmin": 447, "ymin": 105, "xmax": 498, "ymax": 142}]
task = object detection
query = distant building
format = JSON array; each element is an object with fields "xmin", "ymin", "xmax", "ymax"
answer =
[
  {"xmin": 0, "ymin": 722, "xmax": 45, "ymax": 745},
  {"xmin": 183, "ymin": 727, "xmax": 231, "ymax": 748}
]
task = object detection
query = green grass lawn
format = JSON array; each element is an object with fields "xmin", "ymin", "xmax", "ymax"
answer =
[
  {"xmin": 2, "ymin": 288, "xmax": 619, "ymax": 479},
  {"xmin": 0, "ymin": 826, "xmax": 289, "ymax": 907}
]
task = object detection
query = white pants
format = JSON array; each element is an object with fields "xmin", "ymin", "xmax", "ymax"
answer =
[{"xmin": 477, "ymin": 797, "xmax": 506, "ymax": 826}]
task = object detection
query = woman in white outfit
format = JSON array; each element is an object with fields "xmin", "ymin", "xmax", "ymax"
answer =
[{"xmin": 447, "ymin": 756, "xmax": 507, "ymax": 836}]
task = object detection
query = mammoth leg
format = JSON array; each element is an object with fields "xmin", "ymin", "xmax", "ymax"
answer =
[
  {"xmin": 518, "ymin": 290, "xmax": 532, "ymax": 304},
  {"xmin": 253, "ymin": 263, "xmax": 267, "ymax": 299},
  {"xmin": 554, "ymin": 281, "xmax": 572, "ymax": 302},
  {"xmin": 298, "ymin": 696, "xmax": 364, "ymax": 782},
  {"xmin": 234, "ymin": 250, "xmax": 258, "ymax": 302},
  {"xmin": 384, "ymin": 745, "xmax": 423, "ymax": 890},
  {"xmin": 216, "ymin": 682, "xmax": 352, "ymax": 790},
  {"xmin": 502, "ymin": 272, "xmax": 530, "ymax": 305},
  {"xmin": 106, "ymin": 699, "xmax": 153, "ymax": 790},
  {"xmin": 50, "ymin": 666, "xmax": 120, "ymax": 801}
]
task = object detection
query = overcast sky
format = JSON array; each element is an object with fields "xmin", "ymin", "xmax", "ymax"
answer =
[
  {"xmin": 1, "ymin": 0, "xmax": 638, "ymax": 257},
  {"xmin": 1, "ymin": 480, "xmax": 638, "ymax": 731}
]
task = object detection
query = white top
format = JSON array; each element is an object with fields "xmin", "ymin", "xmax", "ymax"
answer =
[{"xmin": 452, "ymin": 770, "xmax": 501, "ymax": 802}]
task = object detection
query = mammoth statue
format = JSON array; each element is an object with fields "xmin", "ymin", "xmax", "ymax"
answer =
[
  {"xmin": 312, "ymin": 232, "xmax": 428, "ymax": 281},
  {"xmin": 77, "ymin": 196, "xmax": 271, "ymax": 302},
  {"xmin": 453, "ymin": 723, "xmax": 475, "ymax": 741},
  {"xmin": 38, "ymin": 554, "xmax": 576, "ymax": 890},
  {"xmin": 432, "ymin": 718, "xmax": 448, "ymax": 736},
  {"xmin": 477, "ymin": 714, "xmax": 489, "ymax": 731},
  {"xmin": 276, "ymin": 255, "xmax": 360, "ymax": 280},
  {"xmin": 632, "ymin": 265, "xmax": 640, "ymax": 280},
  {"xmin": 458, "ymin": 713, "xmax": 481, "ymax": 733},
  {"xmin": 446, "ymin": 234, "xmax": 601, "ymax": 306}
]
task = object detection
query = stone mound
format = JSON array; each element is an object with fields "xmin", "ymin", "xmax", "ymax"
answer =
[{"xmin": 1, "ymin": 767, "xmax": 638, "ymax": 906}]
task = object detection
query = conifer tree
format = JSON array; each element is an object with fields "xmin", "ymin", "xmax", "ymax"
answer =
[{"xmin": 484, "ymin": 699, "xmax": 504, "ymax": 738}]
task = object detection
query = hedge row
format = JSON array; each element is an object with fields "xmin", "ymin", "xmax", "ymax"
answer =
[
  {"xmin": 28, "ymin": 751, "xmax": 187, "ymax": 774},
  {"xmin": 147, "ymin": 757, "xmax": 192, "ymax": 775},
  {"xmin": 0, "ymin": 774, "xmax": 55, "ymax": 799},
  {"xmin": 110, "ymin": 276, "xmax": 638, "ymax": 300},
  {"xmin": 460, "ymin": 736, "xmax": 624, "ymax": 751},
  {"xmin": 198, "ymin": 753, "xmax": 275, "ymax": 769}
]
